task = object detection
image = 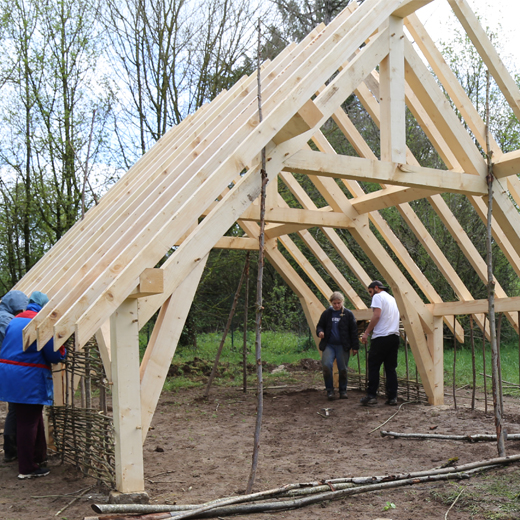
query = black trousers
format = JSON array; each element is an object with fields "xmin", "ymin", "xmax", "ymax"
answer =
[{"xmin": 367, "ymin": 334, "xmax": 400, "ymax": 399}]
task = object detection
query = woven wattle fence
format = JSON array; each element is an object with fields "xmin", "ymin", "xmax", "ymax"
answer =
[{"xmin": 48, "ymin": 339, "xmax": 115, "ymax": 487}]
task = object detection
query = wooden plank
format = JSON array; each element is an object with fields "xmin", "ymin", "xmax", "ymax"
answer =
[
  {"xmin": 274, "ymin": 193, "xmax": 367, "ymax": 309},
  {"xmin": 429, "ymin": 193, "xmax": 518, "ymax": 332},
  {"xmin": 404, "ymin": 13, "xmax": 502, "ymax": 158},
  {"xmin": 240, "ymin": 204, "xmax": 353, "ymax": 228},
  {"xmin": 305, "ymin": 158, "xmax": 434, "ymax": 333},
  {"xmin": 127, "ymin": 269, "xmax": 164, "ymax": 298},
  {"xmin": 392, "ymin": 0, "xmax": 435, "ymax": 18},
  {"xmin": 212, "ymin": 237, "xmax": 259, "ymax": 250},
  {"xmin": 47, "ymin": 6, "xmax": 395, "ymax": 350},
  {"xmin": 110, "ymin": 298, "xmax": 145, "ymax": 493},
  {"xmin": 94, "ymin": 320, "xmax": 112, "ymax": 382},
  {"xmin": 433, "ymin": 296, "xmax": 520, "ymax": 316},
  {"xmin": 17, "ymin": 33, "xmax": 306, "ymax": 296},
  {"xmin": 22, "ymin": 27, "xmax": 319, "ymax": 346},
  {"xmin": 494, "ymin": 150, "xmax": 520, "ymax": 178},
  {"xmin": 74, "ymin": 162, "xmax": 263, "ymax": 348},
  {"xmin": 352, "ymin": 65, "xmax": 498, "ymax": 339},
  {"xmin": 140, "ymin": 255, "xmax": 208, "ymax": 441},
  {"xmin": 379, "ymin": 16, "xmax": 406, "ymax": 163},
  {"xmin": 283, "ymin": 149, "xmax": 487, "ymax": 194},
  {"xmin": 38, "ymin": 3, "xmax": 380, "ymax": 350},
  {"xmin": 470, "ymin": 196, "xmax": 520, "ymax": 278},
  {"xmin": 483, "ymin": 179, "xmax": 520, "ymax": 260},
  {"xmin": 404, "ymin": 38, "xmax": 487, "ymax": 177},
  {"xmin": 297, "ymin": 228, "xmax": 368, "ymax": 309},
  {"xmin": 447, "ymin": 0, "xmax": 520, "ymax": 121},
  {"xmin": 425, "ymin": 316, "xmax": 444, "ymax": 405},
  {"xmin": 316, "ymin": 106, "xmax": 466, "ymax": 340},
  {"xmin": 26, "ymin": 41, "xmax": 308, "ymax": 347},
  {"xmin": 265, "ymin": 222, "xmax": 311, "ymax": 239},
  {"xmin": 279, "ymin": 170, "xmax": 373, "ymax": 288},
  {"xmin": 359, "ymin": 37, "xmax": 519, "ymax": 333},
  {"xmin": 15, "ymin": 85, "xmax": 234, "ymax": 294},
  {"xmin": 405, "ymin": 40, "xmax": 486, "ymax": 177},
  {"xmin": 351, "ymin": 186, "xmax": 439, "ymax": 213},
  {"xmin": 278, "ymin": 235, "xmax": 333, "ymax": 300},
  {"xmin": 272, "ymin": 99, "xmax": 323, "ymax": 144}
]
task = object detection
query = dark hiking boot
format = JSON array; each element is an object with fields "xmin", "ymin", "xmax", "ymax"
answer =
[
  {"xmin": 385, "ymin": 397, "xmax": 398, "ymax": 406},
  {"xmin": 360, "ymin": 395, "xmax": 377, "ymax": 406},
  {"xmin": 327, "ymin": 390, "xmax": 335, "ymax": 401},
  {"xmin": 339, "ymin": 392, "xmax": 348, "ymax": 399}
]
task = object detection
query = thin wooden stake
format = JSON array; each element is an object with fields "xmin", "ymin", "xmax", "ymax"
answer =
[
  {"xmin": 243, "ymin": 252, "xmax": 250, "ymax": 393},
  {"xmin": 470, "ymin": 315, "xmax": 476, "ymax": 410},
  {"xmin": 482, "ymin": 315, "xmax": 488, "ymax": 413},
  {"xmin": 205, "ymin": 260, "xmax": 249, "ymax": 397},
  {"xmin": 453, "ymin": 315, "xmax": 457, "ymax": 410},
  {"xmin": 497, "ymin": 313, "xmax": 504, "ymax": 412},
  {"xmin": 485, "ymin": 66, "xmax": 506, "ymax": 457},
  {"xmin": 404, "ymin": 333, "xmax": 410, "ymax": 401},
  {"xmin": 246, "ymin": 19, "xmax": 267, "ymax": 494}
]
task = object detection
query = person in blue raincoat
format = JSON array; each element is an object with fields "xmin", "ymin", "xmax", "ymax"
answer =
[
  {"xmin": 0, "ymin": 291, "xmax": 66, "ymax": 479},
  {"xmin": 0, "ymin": 290, "xmax": 29, "ymax": 462}
]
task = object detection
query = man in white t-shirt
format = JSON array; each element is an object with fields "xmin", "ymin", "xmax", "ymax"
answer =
[{"xmin": 359, "ymin": 280, "xmax": 400, "ymax": 406}]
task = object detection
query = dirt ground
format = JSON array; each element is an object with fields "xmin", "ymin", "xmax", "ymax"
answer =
[{"xmin": 1, "ymin": 361, "xmax": 520, "ymax": 520}]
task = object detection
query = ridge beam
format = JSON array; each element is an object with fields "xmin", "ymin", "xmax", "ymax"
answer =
[{"xmin": 283, "ymin": 150, "xmax": 488, "ymax": 195}]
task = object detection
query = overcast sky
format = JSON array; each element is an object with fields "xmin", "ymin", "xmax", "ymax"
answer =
[{"xmin": 415, "ymin": 0, "xmax": 520, "ymax": 73}]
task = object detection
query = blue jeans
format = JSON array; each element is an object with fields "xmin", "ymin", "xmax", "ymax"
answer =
[{"xmin": 322, "ymin": 344, "xmax": 350, "ymax": 392}]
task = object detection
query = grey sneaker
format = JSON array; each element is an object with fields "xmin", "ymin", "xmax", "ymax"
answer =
[
  {"xmin": 18, "ymin": 467, "xmax": 50, "ymax": 479},
  {"xmin": 327, "ymin": 390, "xmax": 335, "ymax": 401},
  {"xmin": 360, "ymin": 395, "xmax": 377, "ymax": 406}
]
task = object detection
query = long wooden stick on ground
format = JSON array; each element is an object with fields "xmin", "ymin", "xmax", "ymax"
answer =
[
  {"xmin": 92, "ymin": 454, "xmax": 520, "ymax": 517},
  {"xmin": 381, "ymin": 430, "xmax": 520, "ymax": 441}
]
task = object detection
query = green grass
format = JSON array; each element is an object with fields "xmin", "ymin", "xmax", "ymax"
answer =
[
  {"xmin": 172, "ymin": 330, "xmax": 319, "ymax": 366},
  {"xmin": 157, "ymin": 331, "xmax": 520, "ymax": 394}
]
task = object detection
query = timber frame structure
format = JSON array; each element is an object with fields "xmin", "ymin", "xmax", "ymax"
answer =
[{"xmin": 11, "ymin": 0, "xmax": 520, "ymax": 494}]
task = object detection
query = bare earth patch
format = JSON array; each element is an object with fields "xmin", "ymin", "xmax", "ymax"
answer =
[{"xmin": 2, "ymin": 367, "xmax": 520, "ymax": 519}]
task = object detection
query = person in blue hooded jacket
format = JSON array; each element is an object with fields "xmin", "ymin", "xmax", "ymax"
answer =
[
  {"xmin": 0, "ymin": 290, "xmax": 29, "ymax": 462},
  {"xmin": 0, "ymin": 291, "xmax": 66, "ymax": 479}
]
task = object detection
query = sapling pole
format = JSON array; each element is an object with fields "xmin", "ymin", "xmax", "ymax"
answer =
[
  {"xmin": 482, "ymin": 315, "xmax": 488, "ymax": 413},
  {"xmin": 243, "ymin": 252, "xmax": 250, "ymax": 393},
  {"xmin": 485, "ymin": 67, "xmax": 506, "ymax": 456},
  {"xmin": 497, "ymin": 313, "xmax": 504, "ymax": 412},
  {"xmin": 470, "ymin": 315, "xmax": 476, "ymax": 410},
  {"xmin": 204, "ymin": 260, "xmax": 248, "ymax": 397},
  {"xmin": 453, "ymin": 315, "xmax": 457, "ymax": 409},
  {"xmin": 246, "ymin": 19, "xmax": 267, "ymax": 494}
]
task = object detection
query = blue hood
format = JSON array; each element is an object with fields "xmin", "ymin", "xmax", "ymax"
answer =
[
  {"xmin": 0, "ymin": 290, "xmax": 29, "ymax": 343},
  {"xmin": 0, "ymin": 291, "xmax": 28, "ymax": 316}
]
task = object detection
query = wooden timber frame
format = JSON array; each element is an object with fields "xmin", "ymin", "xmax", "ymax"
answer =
[{"xmin": 11, "ymin": 0, "xmax": 520, "ymax": 493}]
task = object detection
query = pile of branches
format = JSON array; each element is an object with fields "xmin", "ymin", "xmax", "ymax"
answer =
[{"xmin": 86, "ymin": 455, "xmax": 520, "ymax": 520}]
